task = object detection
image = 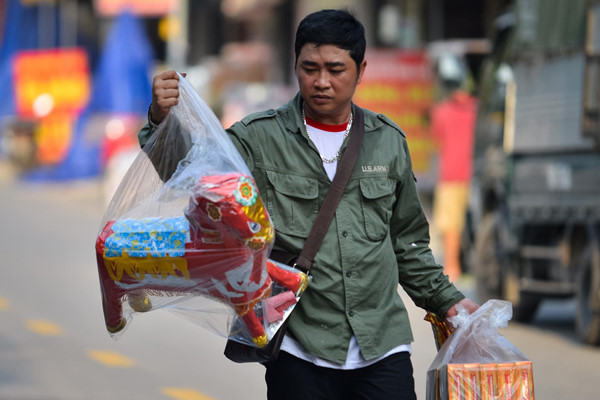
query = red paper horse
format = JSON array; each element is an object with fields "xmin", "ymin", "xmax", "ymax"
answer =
[{"xmin": 96, "ymin": 173, "xmax": 308, "ymax": 347}]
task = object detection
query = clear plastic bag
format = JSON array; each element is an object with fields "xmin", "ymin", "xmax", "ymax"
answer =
[
  {"xmin": 426, "ymin": 299, "xmax": 535, "ymax": 399},
  {"xmin": 95, "ymin": 74, "xmax": 309, "ymax": 348}
]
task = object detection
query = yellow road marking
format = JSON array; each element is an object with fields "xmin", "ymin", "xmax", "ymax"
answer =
[
  {"xmin": 25, "ymin": 319, "xmax": 64, "ymax": 336},
  {"xmin": 161, "ymin": 387, "xmax": 217, "ymax": 400},
  {"xmin": 0, "ymin": 297, "xmax": 9, "ymax": 310},
  {"xmin": 87, "ymin": 350, "xmax": 135, "ymax": 367}
]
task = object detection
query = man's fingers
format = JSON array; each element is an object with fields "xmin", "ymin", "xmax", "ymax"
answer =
[
  {"xmin": 155, "ymin": 87, "xmax": 180, "ymax": 100},
  {"xmin": 149, "ymin": 70, "xmax": 186, "ymax": 123},
  {"xmin": 155, "ymin": 96, "xmax": 179, "ymax": 109},
  {"xmin": 154, "ymin": 69, "xmax": 185, "ymax": 85},
  {"xmin": 154, "ymin": 78, "xmax": 180, "ymax": 92},
  {"xmin": 155, "ymin": 69, "xmax": 179, "ymax": 81},
  {"xmin": 444, "ymin": 298, "xmax": 480, "ymax": 330}
]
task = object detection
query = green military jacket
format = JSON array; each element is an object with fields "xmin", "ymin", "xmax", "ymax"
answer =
[{"xmin": 139, "ymin": 93, "xmax": 465, "ymax": 364}]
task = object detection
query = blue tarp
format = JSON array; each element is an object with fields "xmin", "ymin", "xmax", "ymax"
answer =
[
  {"xmin": 0, "ymin": 0, "xmax": 40, "ymax": 117},
  {"xmin": 88, "ymin": 11, "xmax": 155, "ymax": 115}
]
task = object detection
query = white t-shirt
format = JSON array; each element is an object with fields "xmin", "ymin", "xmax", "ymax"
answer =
[
  {"xmin": 304, "ymin": 117, "xmax": 346, "ymax": 180},
  {"xmin": 280, "ymin": 335, "xmax": 411, "ymax": 370},
  {"xmin": 283, "ymin": 117, "xmax": 412, "ymax": 369}
]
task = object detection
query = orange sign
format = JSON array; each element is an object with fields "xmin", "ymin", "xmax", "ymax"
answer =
[
  {"xmin": 12, "ymin": 48, "xmax": 90, "ymax": 164},
  {"xmin": 95, "ymin": 0, "xmax": 177, "ymax": 16},
  {"xmin": 354, "ymin": 50, "xmax": 434, "ymax": 176}
]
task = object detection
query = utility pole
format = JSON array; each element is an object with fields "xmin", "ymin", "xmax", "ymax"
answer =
[{"xmin": 166, "ymin": 0, "xmax": 189, "ymax": 70}]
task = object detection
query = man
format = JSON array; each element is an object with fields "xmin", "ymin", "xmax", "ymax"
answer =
[
  {"xmin": 431, "ymin": 55, "xmax": 478, "ymax": 282},
  {"xmin": 140, "ymin": 9, "xmax": 478, "ymax": 400}
]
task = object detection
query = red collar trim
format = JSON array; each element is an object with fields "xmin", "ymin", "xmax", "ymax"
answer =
[{"xmin": 305, "ymin": 115, "xmax": 348, "ymax": 132}]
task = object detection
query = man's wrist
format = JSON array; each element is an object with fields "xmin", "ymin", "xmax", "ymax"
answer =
[{"xmin": 147, "ymin": 104, "xmax": 159, "ymax": 130}]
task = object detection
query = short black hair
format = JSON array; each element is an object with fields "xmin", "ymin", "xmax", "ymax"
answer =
[{"xmin": 294, "ymin": 9, "xmax": 366, "ymax": 70}]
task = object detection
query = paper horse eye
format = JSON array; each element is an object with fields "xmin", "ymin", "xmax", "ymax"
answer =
[{"xmin": 248, "ymin": 221, "xmax": 261, "ymax": 233}]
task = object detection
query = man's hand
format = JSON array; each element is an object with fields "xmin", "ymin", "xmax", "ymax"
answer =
[
  {"xmin": 444, "ymin": 298, "xmax": 479, "ymax": 331},
  {"xmin": 150, "ymin": 70, "xmax": 185, "ymax": 124}
]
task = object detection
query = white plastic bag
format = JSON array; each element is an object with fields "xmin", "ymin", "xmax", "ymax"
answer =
[
  {"xmin": 95, "ymin": 74, "xmax": 308, "ymax": 348},
  {"xmin": 426, "ymin": 300, "xmax": 535, "ymax": 399}
]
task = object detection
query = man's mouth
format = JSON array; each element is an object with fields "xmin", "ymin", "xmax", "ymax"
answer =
[{"xmin": 312, "ymin": 95, "xmax": 331, "ymax": 103}]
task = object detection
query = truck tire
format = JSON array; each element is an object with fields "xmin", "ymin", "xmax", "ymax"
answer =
[
  {"xmin": 474, "ymin": 212, "xmax": 540, "ymax": 321},
  {"xmin": 503, "ymin": 263, "xmax": 540, "ymax": 322},
  {"xmin": 473, "ymin": 213, "xmax": 504, "ymax": 302},
  {"xmin": 575, "ymin": 241, "xmax": 600, "ymax": 345}
]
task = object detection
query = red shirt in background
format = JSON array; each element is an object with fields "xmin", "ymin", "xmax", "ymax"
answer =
[{"xmin": 431, "ymin": 91, "xmax": 478, "ymax": 183}]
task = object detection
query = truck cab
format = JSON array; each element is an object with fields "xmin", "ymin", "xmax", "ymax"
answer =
[{"xmin": 468, "ymin": 0, "xmax": 600, "ymax": 344}]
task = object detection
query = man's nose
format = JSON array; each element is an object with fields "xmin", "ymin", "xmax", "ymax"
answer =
[{"xmin": 314, "ymin": 71, "xmax": 331, "ymax": 88}]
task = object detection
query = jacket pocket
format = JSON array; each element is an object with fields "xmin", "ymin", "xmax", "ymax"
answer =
[
  {"xmin": 266, "ymin": 171, "xmax": 319, "ymax": 237},
  {"xmin": 360, "ymin": 177, "xmax": 397, "ymax": 241}
]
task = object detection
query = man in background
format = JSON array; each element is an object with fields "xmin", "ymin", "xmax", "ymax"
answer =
[{"xmin": 431, "ymin": 54, "xmax": 478, "ymax": 281}]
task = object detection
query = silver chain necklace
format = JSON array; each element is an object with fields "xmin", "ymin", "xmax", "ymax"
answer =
[{"xmin": 302, "ymin": 109, "xmax": 353, "ymax": 163}]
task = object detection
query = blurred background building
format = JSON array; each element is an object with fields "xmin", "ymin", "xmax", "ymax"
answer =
[{"xmin": 0, "ymin": 0, "xmax": 508, "ymax": 189}]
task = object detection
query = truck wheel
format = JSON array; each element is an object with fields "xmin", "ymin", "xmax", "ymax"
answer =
[
  {"xmin": 473, "ymin": 213, "xmax": 504, "ymax": 302},
  {"xmin": 503, "ymin": 264, "xmax": 540, "ymax": 322},
  {"xmin": 459, "ymin": 210, "xmax": 475, "ymax": 274},
  {"xmin": 575, "ymin": 242, "xmax": 600, "ymax": 345},
  {"xmin": 474, "ymin": 212, "xmax": 540, "ymax": 321}
]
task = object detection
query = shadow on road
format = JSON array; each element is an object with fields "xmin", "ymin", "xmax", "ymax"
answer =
[{"xmin": 513, "ymin": 298, "xmax": 579, "ymax": 344}]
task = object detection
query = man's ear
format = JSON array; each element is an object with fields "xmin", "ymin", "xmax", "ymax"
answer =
[{"xmin": 357, "ymin": 59, "xmax": 367, "ymax": 84}]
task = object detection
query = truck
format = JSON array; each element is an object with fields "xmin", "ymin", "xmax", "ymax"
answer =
[{"xmin": 467, "ymin": 0, "xmax": 600, "ymax": 345}]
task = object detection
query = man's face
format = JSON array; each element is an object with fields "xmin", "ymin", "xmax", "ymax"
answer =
[{"xmin": 296, "ymin": 43, "xmax": 366, "ymax": 125}]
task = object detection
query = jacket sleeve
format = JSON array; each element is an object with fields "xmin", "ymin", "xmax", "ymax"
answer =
[
  {"xmin": 137, "ymin": 120, "xmax": 192, "ymax": 182},
  {"xmin": 390, "ymin": 139, "xmax": 464, "ymax": 319},
  {"xmin": 138, "ymin": 123, "xmax": 153, "ymax": 149},
  {"xmin": 225, "ymin": 121, "xmax": 256, "ymax": 173}
]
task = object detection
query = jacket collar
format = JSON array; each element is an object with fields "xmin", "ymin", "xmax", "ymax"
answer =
[
  {"xmin": 283, "ymin": 92, "xmax": 373, "ymax": 134},
  {"xmin": 282, "ymin": 92, "xmax": 305, "ymax": 135}
]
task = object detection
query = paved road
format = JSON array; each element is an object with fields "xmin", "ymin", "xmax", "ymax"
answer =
[{"xmin": 0, "ymin": 178, "xmax": 599, "ymax": 399}]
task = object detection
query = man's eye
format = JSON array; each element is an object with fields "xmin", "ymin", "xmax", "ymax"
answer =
[{"xmin": 330, "ymin": 70, "xmax": 343, "ymax": 75}]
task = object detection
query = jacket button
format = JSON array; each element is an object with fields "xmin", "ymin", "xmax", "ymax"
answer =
[
  {"xmin": 346, "ymin": 271, "xmax": 352, "ymax": 277},
  {"xmin": 267, "ymin": 109, "xmax": 275, "ymax": 115},
  {"xmin": 349, "ymin": 310, "xmax": 355, "ymax": 317},
  {"xmin": 342, "ymin": 231, "xmax": 348, "ymax": 237}
]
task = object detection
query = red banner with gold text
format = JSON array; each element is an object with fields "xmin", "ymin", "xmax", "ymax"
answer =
[
  {"xmin": 354, "ymin": 50, "xmax": 434, "ymax": 180},
  {"xmin": 95, "ymin": 0, "xmax": 177, "ymax": 16},
  {"xmin": 12, "ymin": 48, "xmax": 91, "ymax": 164}
]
